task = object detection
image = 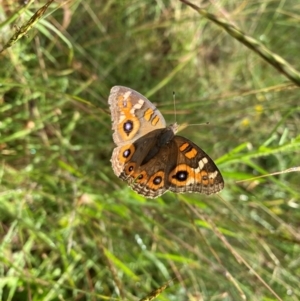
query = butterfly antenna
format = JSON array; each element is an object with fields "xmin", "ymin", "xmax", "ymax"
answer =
[{"xmin": 173, "ymin": 91, "xmax": 177, "ymax": 124}]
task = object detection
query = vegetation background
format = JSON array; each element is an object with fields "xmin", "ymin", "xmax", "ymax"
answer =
[{"xmin": 0, "ymin": 0, "xmax": 299, "ymax": 300}]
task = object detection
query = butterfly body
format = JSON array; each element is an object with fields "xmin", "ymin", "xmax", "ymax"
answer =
[{"xmin": 109, "ymin": 86, "xmax": 224, "ymax": 198}]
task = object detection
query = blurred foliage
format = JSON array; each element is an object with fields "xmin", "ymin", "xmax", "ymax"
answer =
[{"xmin": 0, "ymin": 0, "xmax": 299, "ymax": 301}]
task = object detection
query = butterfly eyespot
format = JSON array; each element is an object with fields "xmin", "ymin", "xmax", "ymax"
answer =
[
  {"xmin": 173, "ymin": 171, "xmax": 188, "ymax": 182},
  {"xmin": 128, "ymin": 165, "xmax": 134, "ymax": 172},
  {"xmin": 153, "ymin": 176, "xmax": 162, "ymax": 185},
  {"xmin": 123, "ymin": 120, "xmax": 133, "ymax": 133},
  {"xmin": 123, "ymin": 149, "xmax": 131, "ymax": 158}
]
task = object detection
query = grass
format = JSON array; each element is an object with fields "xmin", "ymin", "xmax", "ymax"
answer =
[{"xmin": 0, "ymin": 0, "xmax": 300, "ymax": 300}]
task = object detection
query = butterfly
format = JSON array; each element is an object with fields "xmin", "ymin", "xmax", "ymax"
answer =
[{"xmin": 108, "ymin": 86, "xmax": 224, "ymax": 198}]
